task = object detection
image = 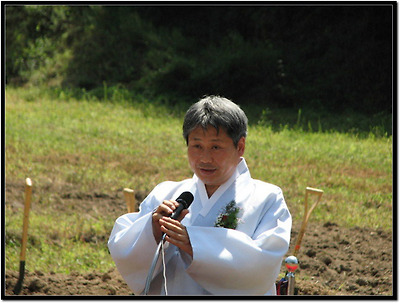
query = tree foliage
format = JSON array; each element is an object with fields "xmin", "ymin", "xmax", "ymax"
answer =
[{"xmin": 5, "ymin": 4, "xmax": 394, "ymax": 114}]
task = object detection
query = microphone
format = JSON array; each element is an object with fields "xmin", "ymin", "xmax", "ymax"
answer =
[
  {"xmin": 170, "ymin": 191, "xmax": 194, "ymax": 220},
  {"xmin": 161, "ymin": 191, "xmax": 194, "ymax": 242}
]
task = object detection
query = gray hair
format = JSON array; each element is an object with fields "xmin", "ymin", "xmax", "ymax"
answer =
[{"xmin": 182, "ymin": 96, "xmax": 248, "ymax": 146}]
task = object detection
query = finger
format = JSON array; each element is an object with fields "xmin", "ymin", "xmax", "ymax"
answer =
[
  {"xmin": 170, "ymin": 199, "xmax": 180, "ymax": 208},
  {"xmin": 160, "ymin": 217, "xmax": 182, "ymax": 232},
  {"xmin": 160, "ymin": 219, "xmax": 188, "ymax": 240},
  {"xmin": 163, "ymin": 232, "xmax": 189, "ymax": 246},
  {"xmin": 165, "ymin": 209, "xmax": 189, "ymax": 222},
  {"xmin": 176, "ymin": 209, "xmax": 189, "ymax": 222},
  {"xmin": 161, "ymin": 200, "xmax": 182, "ymax": 213},
  {"xmin": 154, "ymin": 201, "xmax": 176, "ymax": 217},
  {"xmin": 161, "ymin": 224, "xmax": 192, "ymax": 256},
  {"xmin": 161, "ymin": 225, "xmax": 187, "ymax": 244},
  {"xmin": 163, "ymin": 200, "xmax": 178, "ymax": 211}
]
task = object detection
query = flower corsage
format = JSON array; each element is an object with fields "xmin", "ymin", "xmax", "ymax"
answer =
[{"xmin": 214, "ymin": 200, "xmax": 242, "ymax": 230}]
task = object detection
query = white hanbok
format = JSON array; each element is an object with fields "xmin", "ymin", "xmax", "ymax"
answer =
[{"xmin": 108, "ymin": 158, "xmax": 292, "ymax": 295}]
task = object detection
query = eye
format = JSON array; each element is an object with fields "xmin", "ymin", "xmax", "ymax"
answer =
[{"xmin": 212, "ymin": 145, "xmax": 221, "ymax": 150}]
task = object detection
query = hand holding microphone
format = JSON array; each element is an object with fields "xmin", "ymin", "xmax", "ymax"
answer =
[
  {"xmin": 145, "ymin": 192, "xmax": 194, "ymax": 295},
  {"xmin": 152, "ymin": 192, "xmax": 194, "ymax": 255}
]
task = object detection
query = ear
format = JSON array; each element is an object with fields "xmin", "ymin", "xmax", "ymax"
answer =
[{"xmin": 237, "ymin": 137, "xmax": 246, "ymax": 157}]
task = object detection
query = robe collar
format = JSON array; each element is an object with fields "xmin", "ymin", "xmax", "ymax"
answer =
[{"xmin": 193, "ymin": 157, "xmax": 249, "ymax": 217}]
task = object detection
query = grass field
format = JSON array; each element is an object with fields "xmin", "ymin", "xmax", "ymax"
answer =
[{"xmin": 5, "ymin": 86, "xmax": 392, "ymax": 274}]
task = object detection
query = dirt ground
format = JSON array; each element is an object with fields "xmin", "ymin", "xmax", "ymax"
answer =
[{"xmin": 4, "ymin": 181, "xmax": 393, "ymax": 297}]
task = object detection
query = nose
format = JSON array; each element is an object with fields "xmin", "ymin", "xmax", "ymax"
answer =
[{"xmin": 200, "ymin": 148, "xmax": 212, "ymax": 164}]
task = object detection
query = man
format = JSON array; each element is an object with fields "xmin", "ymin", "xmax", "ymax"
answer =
[{"xmin": 108, "ymin": 96, "xmax": 292, "ymax": 295}]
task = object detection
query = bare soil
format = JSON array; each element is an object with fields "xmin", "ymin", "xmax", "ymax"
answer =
[{"xmin": 4, "ymin": 181, "xmax": 393, "ymax": 297}]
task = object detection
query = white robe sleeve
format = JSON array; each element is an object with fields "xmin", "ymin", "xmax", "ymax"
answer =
[
  {"xmin": 107, "ymin": 211, "xmax": 159, "ymax": 294},
  {"xmin": 185, "ymin": 189, "xmax": 291, "ymax": 295},
  {"xmin": 107, "ymin": 182, "xmax": 173, "ymax": 295}
]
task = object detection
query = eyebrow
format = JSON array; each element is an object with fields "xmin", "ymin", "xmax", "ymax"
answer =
[{"xmin": 191, "ymin": 137, "xmax": 222, "ymax": 142}]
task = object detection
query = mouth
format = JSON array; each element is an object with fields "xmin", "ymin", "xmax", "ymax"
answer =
[{"xmin": 199, "ymin": 167, "xmax": 217, "ymax": 175}]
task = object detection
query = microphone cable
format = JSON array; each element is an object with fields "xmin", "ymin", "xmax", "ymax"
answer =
[
  {"xmin": 142, "ymin": 236, "xmax": 168, "ymax": 295},
  {"xmin": 160, "ymin": 240, "xmax": 168, "ymax": 295}
]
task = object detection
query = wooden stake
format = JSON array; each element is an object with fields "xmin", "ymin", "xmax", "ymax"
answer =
[
  {"xmin": 123, "ymin": 188, "xmax": 136, "ymax": 213},
  {"xmin": 293, "ymin": 187, "xmax": 323, "ymax": 257},
  {"xmin": 13, "ymin": 178, "xmax": 33, "ymax": 295}
]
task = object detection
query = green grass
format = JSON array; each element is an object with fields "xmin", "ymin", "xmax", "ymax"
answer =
[{"xmin": 5, "ymin": 86, "xmax": 392, "ymax": 274}]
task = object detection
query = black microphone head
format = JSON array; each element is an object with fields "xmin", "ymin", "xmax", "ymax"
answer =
[{"xmin": 176, "ymin": 191, "xmax": 194, "ymax": 209}]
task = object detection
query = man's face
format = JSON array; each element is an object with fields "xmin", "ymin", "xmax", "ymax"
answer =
[{"xmin": 187, "ymin": 126, "xmax": 245, "ymax": 196}]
